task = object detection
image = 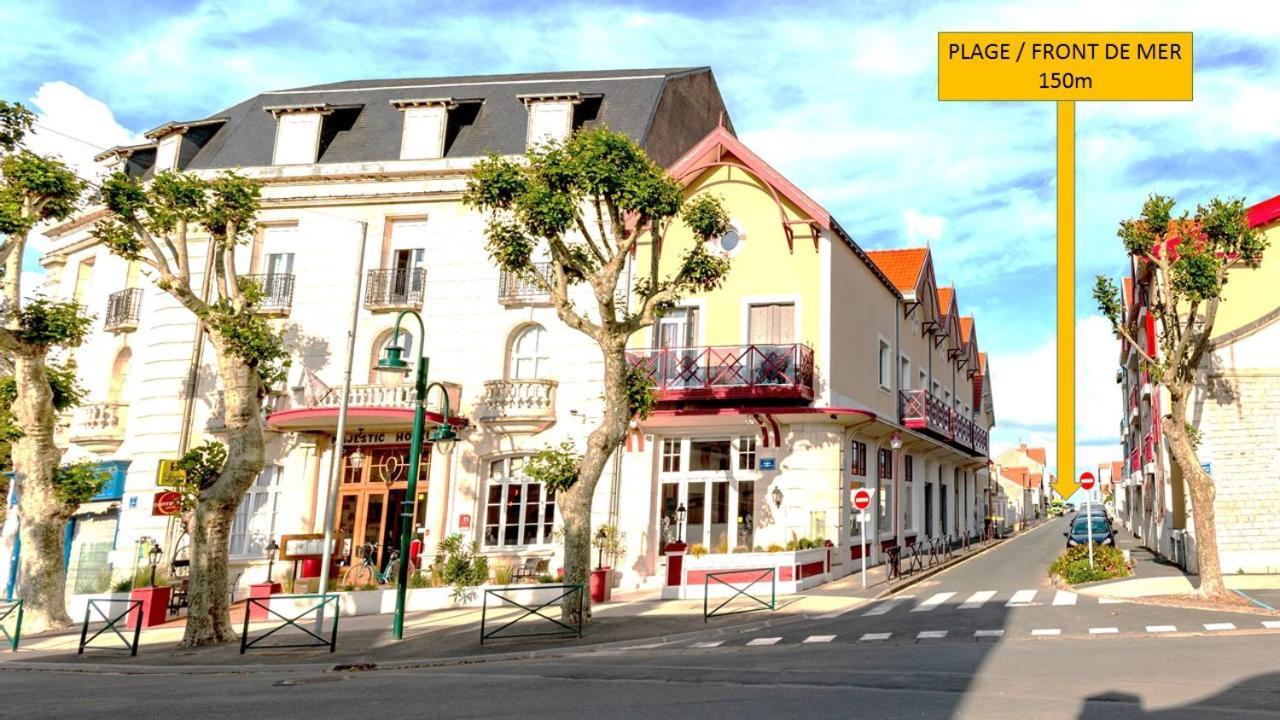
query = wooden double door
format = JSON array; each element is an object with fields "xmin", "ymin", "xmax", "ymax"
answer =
[{"xmin": 334, "ymin": 445, "xmax": 430, "ymax": 570}]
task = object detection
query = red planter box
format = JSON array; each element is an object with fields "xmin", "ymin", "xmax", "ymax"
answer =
[
  {"xmin": 589, "ymin": 568, "xmax": 612, "ymax": 603},
  {"xmin": 248, "ymin": 582, "xmax": 282, "ymax": 622},
  {"xmin": 128, "ymin": 586, "xmax": 172, "ymax": 629}
]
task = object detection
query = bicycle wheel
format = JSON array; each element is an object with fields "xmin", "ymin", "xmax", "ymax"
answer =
[
  {"xmin": 343, "ymin": 563, "xmax": 376, "ymax": 588},
  {"xmin": 381, "ymin": 558, "xmax": 400, "ymax": 586}
]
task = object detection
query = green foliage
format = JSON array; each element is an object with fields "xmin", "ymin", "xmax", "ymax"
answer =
[
  {"xmin": 1091, "ymin": 275, "xmax": 1124, "ymax": 329},
  {"xmin": 523, "ymin": 440, "xmax": 582, "ymax": 493},
  {"xmin": 625, "ymin": 365, "xmax": 656, "ymax": 420},
  {"xmin": 201, "ymin": 297, "xmax": 291, "ymax": 388},
  {"xmin": 0, "ymin": 151, "xmax": 86, "ymax": 235},
  {"xmin": 53, "ymin": 461, "xmax": 110, "ymax": 512},
  {"xmin": 491, "ymin": 563, "xmax": 515, "ymax": 585},
  {"xmin": 1049, "ymin": 544, "xmax": 1130, "ymax": 585},
  {"xmin": 674, "ymin": 243, "xmax": 731, "ymax": 294},
  {"xmin": 205, "ymin": 171, "xmax": 261, "ymax": 241},
  {"xmin": 407, "ymin": 570, "xmax": 434, "ymax": 589},
  {"xmin": 592, "ymin": 523, "xmax": 627, "ymax": 567},
  {"xmin": 1183, "ymin": 422, "xmax": 1202, "ymax": 450},
  {"xmin": 679, "ymin": 193, "xmax": 731, "ymax": 242},
  {"xmin": 173, "ymin": 441, "xmax": 227, "ymax": 509},
  {"xmin": 12, "ymin": 297, "xmax": 93, "ymax": 347},
  {"xmin": 766, "ymin": 543, "xmax": 785, "ymax": 553},
  {"xmin": 432, "ymin": 534, "xmax": 490, "ymax": 601},
  {"xmin": 0, "ymin": 101, "xmax": 35, "ymax": 152}
]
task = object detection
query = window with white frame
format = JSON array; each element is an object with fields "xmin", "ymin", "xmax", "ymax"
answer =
[
  {"xmin": 526, "ymin": 101, "xmax": 573, "ymax": 147},
  {"xmin": 483, "ymin": 456, "xmax": 556, "ymax": 547},
  {"xmin": 229, "ymin": 466, "xmax": 281, "ymax": 557},
  {"xmin": 899, "ymin": 355, "xmax": 910, "ymax": 392},
  {"xmin": 737, "ymin": 435, "xmax": 757, "ymax": 471},
  {"xmin": 398, "ymin": 104, "xmax": 448, "ymax": 160},
  {"xmin": 661, "ymin": 438, "xmax": 682, "ymax": 473},
  {"xmin": 850, "ymin": 440, "xmax": 867, "ymax": 476},
  {"xmin": 272, "ymin": 112, "xmax": 323, "ymax": 165},
  {"xmin": 155, "ymin": 133, "xmax": 181, "ymax": 172},
  {"xmin": 878, "ymin": 339, "xmax": 892, "ymax": 390},
  {"xmin": 918, "ymin": 369, "xmax": 927, "ymax": 391},
  {"xmin": 508, "ymin": 324, "xmax": 549, "ymax": 380}
]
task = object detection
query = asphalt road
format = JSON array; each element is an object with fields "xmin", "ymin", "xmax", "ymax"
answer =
[{"xmin": 4, "ymin": 518, "xmax": 1278, "ymax": 719}]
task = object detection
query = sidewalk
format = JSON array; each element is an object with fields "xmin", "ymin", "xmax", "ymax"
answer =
[
  {"xmin": 1074, "ymin": 525, "xmax": 1280, "ymax": 603},
  {"xmin": 0, "ymin": 540, "xmax": 992, "ymax": 673}
]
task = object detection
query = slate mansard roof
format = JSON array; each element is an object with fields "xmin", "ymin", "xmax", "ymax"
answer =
[{"xmin": 104, "ymin": 67, "xmax": 733, "ymax": 174}]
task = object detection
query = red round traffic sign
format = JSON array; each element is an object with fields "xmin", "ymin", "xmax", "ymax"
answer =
[
  {"xmin": 853, "ymin": 488, "xmax": 873, "ymax": 512},
  {"xmin": 1079, "ymin": 471, "xmax": 1096, "ymax": 491}
]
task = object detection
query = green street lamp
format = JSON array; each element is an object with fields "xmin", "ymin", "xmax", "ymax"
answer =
[{"xmin": 376, "ymin": 310, "xmax": 458, "ymax": 640}]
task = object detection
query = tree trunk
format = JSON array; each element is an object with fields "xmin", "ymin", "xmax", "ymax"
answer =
[
  {"xmin": 560, "ymin": 346, "xmax": 631, "ymax": 624},
  {"xmin": 1163, "ymin": 394, "xmax": 1227, "ymax": 598},
  {"xmin": 180, "ymin": 345, "xmax": 266, "ymax": 647},
  {"xmin": 11, "ymin": 353, "xmax": 74, "ymax": 633}
]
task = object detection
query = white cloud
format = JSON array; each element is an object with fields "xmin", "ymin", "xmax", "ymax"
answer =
[
  {"xmin": 23, "ymin": 81, "xmax": 141, "ymax": 182},
  {"xmin": 904, "ymin": 208, "xmax": 945, "ymax": 246}
]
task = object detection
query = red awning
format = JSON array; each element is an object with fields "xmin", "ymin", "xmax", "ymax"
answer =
[{"xmin": 266, "ymin": 406, "xmax": 466, "ymax": 433}]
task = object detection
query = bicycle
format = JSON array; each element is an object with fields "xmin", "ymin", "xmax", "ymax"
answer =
[{"xmin": 342, "ymin": 543, "xmax": 404, "ymax": 587}]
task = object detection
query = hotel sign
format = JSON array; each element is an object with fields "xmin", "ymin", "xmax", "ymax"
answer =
[{"xmin": 343, "ymin": 430, "xmax": 430, "ymax": 446}]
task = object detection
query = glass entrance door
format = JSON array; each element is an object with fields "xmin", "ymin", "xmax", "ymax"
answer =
[{"xmin": 335, "ymin": 446, "xmax": 429, "ymax": 574}]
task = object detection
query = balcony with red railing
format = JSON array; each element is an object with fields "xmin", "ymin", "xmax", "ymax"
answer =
[
  {"xmin": 1142, "ymin": 433, "xmax": 1154, "ymax": 465},
  {"xmin": 1129, "ymin": 445, "xmax": 1141, "ymax": 474},
  {"xmin": 953, "ymin": 413, "xmax": 975, "ymax": 449},
  {"xmin": 900, "ymin": 389, "xmax": 952, "ymax": 439},
  {"xmin": 973, "ymin": 425, "xmax": 989, "ymax": 456},
  {"xmin": 626, "ymin": 344, "xmax": 815, "ymax": 403}
]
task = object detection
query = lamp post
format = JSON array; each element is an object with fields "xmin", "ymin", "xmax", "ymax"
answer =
[
  {"xmin": 265, "ymin": 537, "xmax": 279, "ymax": 584},
  {"xmin": 376, "ymin": 309, "xmax": 459, "ymax": 641},
  {"xmin": 147, "ymin": 542, "xmax": 163, "ymax": 588},
  {"xmin": 676, "ymin": 503, "xmax": 687, "ymax": 542},
  {"xmin": 889, "ymin": 431, "xmax": 902, "ymax": 549},
  {"xmin": 596, "ymin": 527, "xmax": 607, "ymax": 570}
]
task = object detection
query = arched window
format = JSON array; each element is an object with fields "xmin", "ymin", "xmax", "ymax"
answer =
[
  {"xmin": 369, "ymin": 328, "xmax": 415, "ymax": 383},
  {"xmin": 107, "ymin": 348, "xmax": 132, "ymax": 403},
  {"xmin": 508, "ymin": 324, "xmax": 548, "ymax": 380}
]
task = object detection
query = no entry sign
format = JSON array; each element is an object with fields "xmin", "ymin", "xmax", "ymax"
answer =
[
  {"xmin": 852, "ymin": 488, "xmax": 873, "ymax": 512},
  {"xmin": 1079, "ymin": 471, "xmax": 1096, "ymax": 491}
]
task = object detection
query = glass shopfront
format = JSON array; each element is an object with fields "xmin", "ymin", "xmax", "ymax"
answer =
[
  {"xmin": 334, "ymin": 445, "xmax": 430, "ymax": 571},
  {"xmin": 658, "ymin": 435, "xmax": 761, "ymax": 552}
]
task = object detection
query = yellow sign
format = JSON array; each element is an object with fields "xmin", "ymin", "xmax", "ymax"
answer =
[
  {"xmin": 157, "ymin": 459, "xmax": 186, "ymax": 487},
  {"xmin": 939, "ymin": 32, "xmax": 1193, "ymax": 101},
  {"xmin": 1052, "ymin": 475, "xmax": 1079, "ymax": 502}
]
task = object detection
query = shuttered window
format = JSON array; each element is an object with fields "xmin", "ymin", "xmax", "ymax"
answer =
[
  {"xmin": 527, "ymin": 101, "xmax": 572, "ymax": 147},
  {"xmin": 748, "ymin": 303, "xmax": 794, "ymax": 344},
  {"xmin": 400, "ymin": 105, "xmax": 447, "ymax": 160},
  {"xmin": 272, "ymin": 113, "xmax": 323, "ymax": 165}
]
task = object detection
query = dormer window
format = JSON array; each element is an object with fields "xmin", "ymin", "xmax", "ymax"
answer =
[
  {"xmin": 391, "ymin": 98, "xmax": 455, "ymax": 160},
  {"xmin": 154, "ymin": 133, "xmax": 181, "ymax": 172},
  {"xmin": 264, "ymin": 104, "xmax": 332, "ymax": 165},
  {"xmin": 519, "ymin": 93, "xmax": 583, "ymax": 148}
]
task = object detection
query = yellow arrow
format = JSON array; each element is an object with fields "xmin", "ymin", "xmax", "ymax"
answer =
[
  {"xmin": 1052, "ymin": 474, "xmax": 1078, "ymax": 502},
  {"xmin": 1057, "ymin": 100, "xmax": 1075, "ymax": 504}
]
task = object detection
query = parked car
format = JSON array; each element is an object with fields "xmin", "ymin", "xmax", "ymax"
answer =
[
  {"xmin": 1064, "ymin": 515, "xmax": 1115, "ymax": 548},
  {"xmin": 1074, "ymin": 505, "xmax": 1111, "ymax": 522},
  {"xmin": 1063, "ymin": 503, "xmax": 1076, "ymax": 515}
]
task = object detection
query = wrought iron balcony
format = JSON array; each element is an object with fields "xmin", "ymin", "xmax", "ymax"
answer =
[
  {"xmin": 478, "ymin": 379, "xmax": 557, "ymax": 433},
  {"xmin": 973, "ymin": 425, "xmax": 989, "ymax": 456},
  {"xmin": 900, "ymin": 389, "xmax": 952, "ymax": 439},
  {"xmin": 626, "ymin": 344, "xmax": 815, "ymax": 402},
  {"xmin": 498, "ymin": 263, "xmax": 553, "ymax": 306},
  {"xmin": 243, "ymin": 273, "xmax": 295, "ymax": 315},
  {"xmin": 104, "ymin": 288, "xmax": 143, "ymax": 333},
  {"xmin": 365, "ymin": 268, "xmax": 426, "ymax": 311},
  {"xmin": 70, "ymin": 402, "xmax": 128, "ymax": 452},
  {"xmin": 953, "ymin": 413, "xmax": 975, "ymax": 450}
]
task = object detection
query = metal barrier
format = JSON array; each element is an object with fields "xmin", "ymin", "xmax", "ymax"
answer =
[
  {"xmin": 481, "ymin": 584, "xmax": 584, "ymax": 644},
  {"xmin": 703, "ymin": 568, "xmax": 776, "ymax": 621},
  {"xmin": 886, "ymin": 546, "xmax": 902, "ymax": 581},
  {"xmin": 0, "ymin": 600, "xmax": 22, "ymax": 651},
  {"xmin": 240, "ymin": 593, "xmax": 340, "ymax": 654},
  {"xmin": 908, "ymin": 542, "xmax": 927, "ymax": 574},
  {"xmin": 79, "ymin": 598, "xmax": 143, "ymax": 656}
]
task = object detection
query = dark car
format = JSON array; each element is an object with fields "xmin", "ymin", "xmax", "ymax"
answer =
[
  {"xmin": 1064, "ymin": 503, "xmax": 1076, "ymax": 515},
  {"xmin": 1073, "ymin": 505, "xmax": 1111, "ymax": 524},
  {"xmin": 1064, "ymin": 515, "xmax": 1115, "ymax": 548}
]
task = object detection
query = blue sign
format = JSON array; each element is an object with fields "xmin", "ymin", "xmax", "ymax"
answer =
[
  {"xmin": 1201, "ymin": 462, "xmax": 1212, "ymax": 476},
  {"xmin": 759, "ymin": 458, "xmax": 777, "ymax": 471},
  {"xmin": 88, "ymin": 460, "xmax": 130, "ymax": 501}
]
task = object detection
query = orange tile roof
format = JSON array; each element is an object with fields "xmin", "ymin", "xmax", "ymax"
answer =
[
  {"xmin": 959, "ymin": 316, "xmax": 974, "ymax": 343},
  {"xmin": 937, "ymin": 286, "xmax": 954, "ymax": 316},
  {"xmin": 1027, "ymin": 447, "xmax": 1047, "ymax": 467},
  {"xmin": 979, "ymin": 352, "xmax": 988, "ymax": 372},
  {"xmin": 865, "ymin": 248, "xmax": 929, "ymax": 293}
]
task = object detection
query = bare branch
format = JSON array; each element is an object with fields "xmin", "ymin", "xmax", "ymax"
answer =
[
  {"xmin": 174, "ymin": 219, "xmax": 191, "ymax": 284},
  {"xmin": 222, "ymin": 221, "xmax": 242, "ymax": 305}
]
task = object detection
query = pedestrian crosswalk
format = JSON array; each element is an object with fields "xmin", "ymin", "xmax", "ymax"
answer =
[
  {"xmin": 862, "ymin": 588, "xmax": 1117, "ymax": 615},
  {"xmin": 677, "ymin": 619, "xmax": 1280, "ymax": 651}
]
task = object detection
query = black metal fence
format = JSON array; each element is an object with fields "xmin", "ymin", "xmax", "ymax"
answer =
[
  {"xmin": 104, "ymin": 288, "xmax": 143, "ymax": 331},
  {"xmin": 78, "ymin": 598, "xmax": 143, "ymax": 656},
  {"xmin": 240, "ymin": 593, "xmax": 340, "ymax": 654},
  {"xmin": 0, "ymin": 600, "xmax": 23, "ymax": 651},
  {"xmin": 365, "ymin": 267, "xmax": 427, "ymax": 310},
  {"xmin": 480, "ymin": 584, "xmax": 584, "ymax": 644},
  {"xmin": 703, "ymin": 568, "xmax": 776, "ymax": 621},
  {"xmin": 498, "ymin": 264, "xmax": 552, "ymax": 304}
]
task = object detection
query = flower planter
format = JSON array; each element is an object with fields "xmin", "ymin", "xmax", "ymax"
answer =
[
  {"xmin": 128, "ymin": 586, "xmax": 172, "ymax": 629},
  {"xmin": 589, "ymin": 568, "xmax": 612, "ymax": 603},
  {"xmin": 248, "ymin": 582, "xmax": 282, "ymax": 622},
  {"xmin": 665, "ymin": 547, "xmax": 831, "ymax": 599}
]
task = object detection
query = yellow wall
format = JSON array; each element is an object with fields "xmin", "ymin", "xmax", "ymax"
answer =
[
  {"xmin": 828, "ymin": 237, "xmax": 898, "ymax": 416},
  {"xmin": 1214, "ymin": 221, "xmax": 1280, "ymax": 336},
  {"xmin": 631, "ymin": 166, "xmax": 822, "ymax": 350}
]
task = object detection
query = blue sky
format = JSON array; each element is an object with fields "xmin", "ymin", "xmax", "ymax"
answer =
[{"xmin": 5, "ymin": 0, "xmax": 1279, "ymax": 479}]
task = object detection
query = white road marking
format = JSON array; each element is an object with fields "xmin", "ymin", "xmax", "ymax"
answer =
[
  {"xmin": 1203, "ymin": 623, "xmax": 1236, "ymax": 632},
  {"xmin": 747, "ymin": 637, "xmax": 781, "ymax": 646},
  {"xmin": 917, "ymin": 630, "xmax": 948, "ymax": 639},
  {"xmin": 1089, "ymin": 627, "xmax": 1119, "ymax": 634},
  {"xmin": 1098, "ymin": 597, "xmax": 1125, "ymax": 604},
  {"xmin": 860, "ymin": 632, "xmax": 892, "ymax": 641},
  {"xmin": 974, "ymin": 629, "xmax": 1004, "ymax": 638},
  {"xmin": 1262, "ymin": 621, "xmax": 1280, "ymax": 629},
  {"xmin": 803, "ymin": 635, "xmax": 836, "ymax": 643},
  {"xmin": 691, "ymin": 641, "xmax": 722, "ymax": 648},
  {"xmin": 960, "ymin": 591, "xmax": 997, "ymax": 609},
  {"xmin": 1006, "ymin": 590, "xmax": 1037, "ymax": 607},
  {"xmin": 1146, "ymin": 625, "xmax": 1177, "ymax": 633},
  {"xmin": 911, "ymin": 592, "xmax": 956, "ymax": 612},
  {"xmin": 863, "ymin": 597, "xmax": 910, "ymax": 616},
  {"xmin": 1052, "ymin": 590, "xmax": 1078, "ymax": 606},
  {"xmin": 1031, "ymin": 628, "xmax": 1061, "ymax": 636}
]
